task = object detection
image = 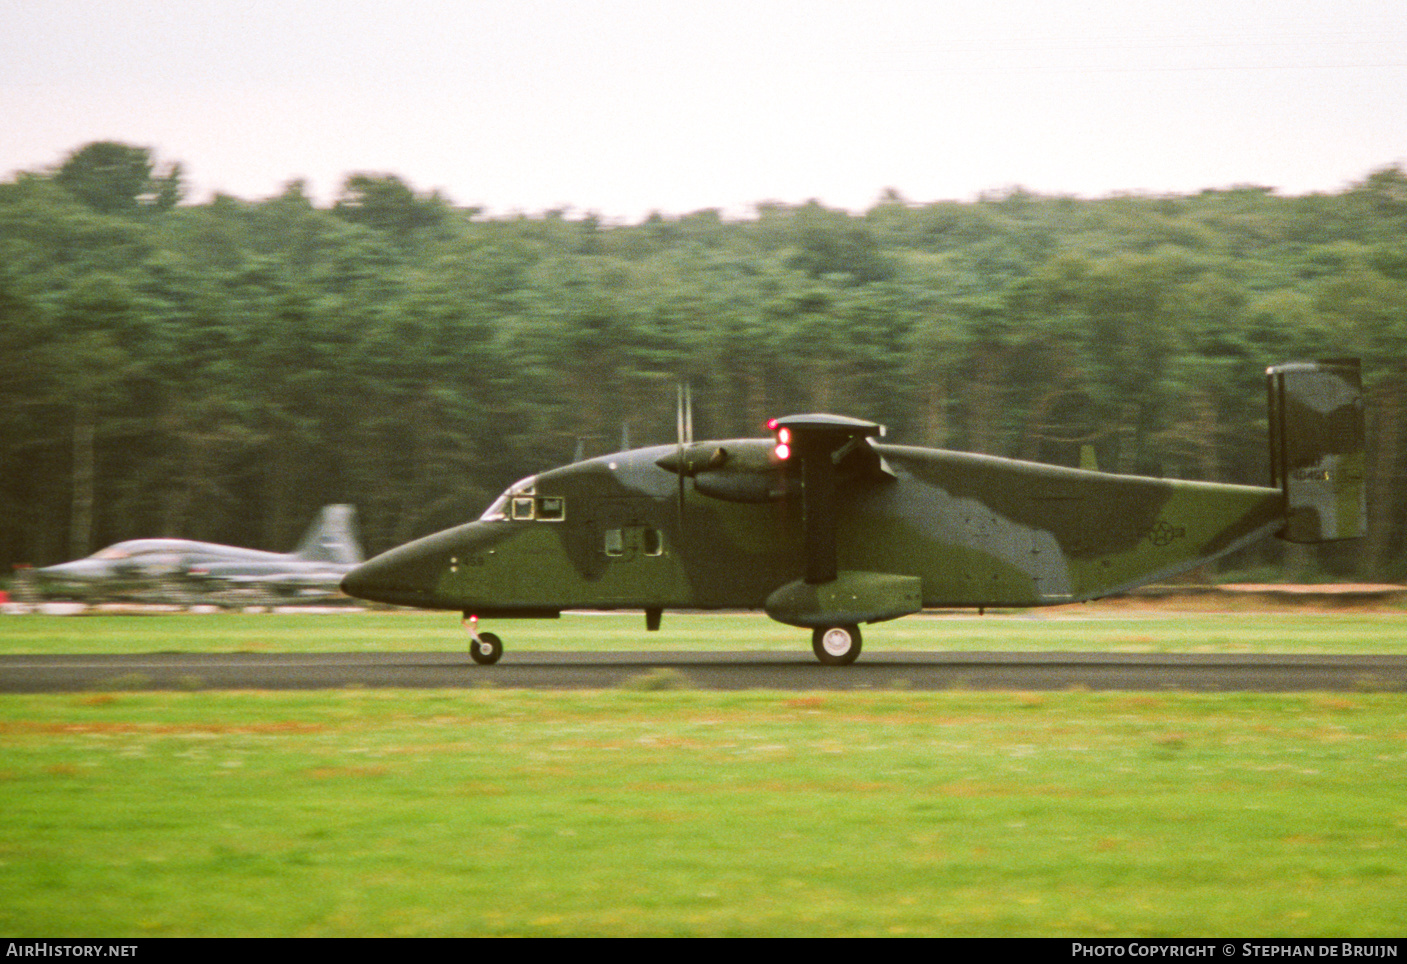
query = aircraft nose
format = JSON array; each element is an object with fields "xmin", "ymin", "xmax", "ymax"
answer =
[
  {"xmin": 37, "ymin": 560, "xmax": 105, "ymax": 581},
  {"xmin": 339, "ymin": 528, "xmax": 465, "ymax": 609},
  {"xmin": 341, "ymin": 554, "xmax": 430, "ymax": 607}
]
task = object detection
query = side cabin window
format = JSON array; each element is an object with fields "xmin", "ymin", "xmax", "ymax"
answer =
[
  {"xmin": 604, "ymin": 529, "xmax": 624, "ymax": 557},
  {"xmin": 604, "ymin": 527, "xmax": 664, "ymax": 558}
]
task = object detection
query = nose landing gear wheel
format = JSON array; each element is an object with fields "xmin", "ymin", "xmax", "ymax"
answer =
[
  {"xmin": 812, "ymin": 624, "xmax": 861, "ymax": 665},
  {"xmin": 470, "ymin": 631, "xmax": 503, "ymax": 665}
]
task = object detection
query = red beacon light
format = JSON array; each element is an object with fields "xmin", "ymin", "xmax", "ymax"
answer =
[{"xmin": 770, "ymin": 422, "xmax": 792, "ymax": 460}]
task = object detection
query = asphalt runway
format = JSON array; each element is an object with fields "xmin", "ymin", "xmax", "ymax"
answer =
[{"xmin": 2, "ymin": 651, "xmax": 1406, "ymax": 693}]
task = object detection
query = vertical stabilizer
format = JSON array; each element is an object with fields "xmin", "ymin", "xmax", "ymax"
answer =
[
  {"xmin": 1267, "ymin": 359, "xmax": 1365, "ymax": 542},
  {"xmin": 293, "ymin": 505, "xmax": 365, "ymax": 564}
]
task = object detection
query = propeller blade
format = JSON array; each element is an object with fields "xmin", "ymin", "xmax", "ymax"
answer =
[
  {"xmin": 684, "ymin": 382, "xmax": 693, "ymax": 444},
  {"xmin": 674, "ymin": 383, "xmax": 691, "ymax": 525}
]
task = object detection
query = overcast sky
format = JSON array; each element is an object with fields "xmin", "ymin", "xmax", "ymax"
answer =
[{"xmin": 4, "ymin": 0, "xmax": 1405, "ymax": 220}]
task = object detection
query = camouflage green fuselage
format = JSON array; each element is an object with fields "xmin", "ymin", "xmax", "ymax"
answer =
[{"xmin": 343, "ymin": 440, "xmax": 1286, "ymax": 621}]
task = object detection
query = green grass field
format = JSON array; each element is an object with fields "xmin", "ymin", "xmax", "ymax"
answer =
[{"xmin": 1, "ymin": 607, "xmax": 1404, "ymax": 936}]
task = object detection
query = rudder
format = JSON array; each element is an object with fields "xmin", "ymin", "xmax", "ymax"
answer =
[
  {"xmin": 293, "ymin": 505, "xmax": 365, "ymax": 564},
  {"xmin": 1267, "ymin": 359, "xmax": 1365, "ymax": 542}
]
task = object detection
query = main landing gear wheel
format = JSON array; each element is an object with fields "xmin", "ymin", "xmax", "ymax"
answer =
[
  {"xmin": 470, "ymin": 631, "xmax": 503, "ymax": 665},
  {"xmin": 812, "ymin": 624, "xmax": 862, "ymax": 666}
]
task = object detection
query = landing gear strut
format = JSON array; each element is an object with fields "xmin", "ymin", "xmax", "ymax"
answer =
[
  {"xmin": 463, "ymin": 614, "xmax": 503, "ymax": 665},
  {"xmin": 812, "ymin": 624, "xmax": 862, "ymax": 666}
]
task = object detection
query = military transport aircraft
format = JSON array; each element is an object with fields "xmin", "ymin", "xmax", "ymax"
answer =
[
  {"xmin": 341, "ymin": 361, "xmax": 1364, "ymax": 665},
  {"xmin": 36, "ymin": 505, "xmax": 364, "ymax": 602}
]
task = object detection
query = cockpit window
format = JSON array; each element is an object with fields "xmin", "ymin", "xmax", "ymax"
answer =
[
  {"xmin": 479, "ymin": 477, "xmax": 565, "ymax": 522},
  {"xmin": 480, "ymin": 478, "xmax": 534, "ymax": 521}
]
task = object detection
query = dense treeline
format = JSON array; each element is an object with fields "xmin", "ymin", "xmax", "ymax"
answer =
[{"xmin": 3, "ymin": 142, "xmax": 1405, "ymax": 579}]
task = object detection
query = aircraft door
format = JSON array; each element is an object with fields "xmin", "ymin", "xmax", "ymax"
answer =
[{"xmin": 588, "ymin": 498, "xmax": 680, "ymax": 605}]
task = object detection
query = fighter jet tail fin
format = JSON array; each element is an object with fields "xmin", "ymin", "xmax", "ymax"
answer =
[
  {"xmin": 1267, "ymin": 359, "xmax": 1365, "ymax": 542},
  {"xmin": 293, "ymin": 505, "xmax": 365, "ymax": 564}
]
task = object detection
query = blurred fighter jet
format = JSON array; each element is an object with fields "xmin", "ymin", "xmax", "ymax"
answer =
[{"xmin": 34, "ymin": 505, "xmax": 364, "ymax": 602}]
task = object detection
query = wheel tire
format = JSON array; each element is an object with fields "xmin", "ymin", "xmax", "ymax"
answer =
[
  {"xmin": 470, "ymin": 631, "xmax": 503, "ymax": 665},
  {"xmin": 812, "ymin": 625, "xmax": 862, "ymax": 665}
]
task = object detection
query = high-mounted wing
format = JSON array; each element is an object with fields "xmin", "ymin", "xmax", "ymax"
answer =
[
  {"xmin": 768, "ymin": 414, "xmax": 890, "ymax": 584},
  {"xmin": 762, "ymin": 415, "xmax": 917, "ymax": 646}
]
